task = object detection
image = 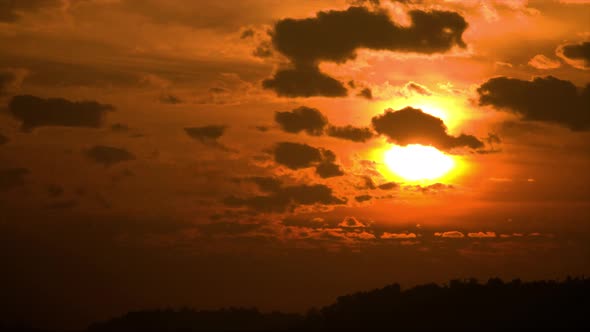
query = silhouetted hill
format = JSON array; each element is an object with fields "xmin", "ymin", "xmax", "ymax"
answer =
[{"xmin": 3, "ymin": 278, "xmax": 589, "ymax": 332}]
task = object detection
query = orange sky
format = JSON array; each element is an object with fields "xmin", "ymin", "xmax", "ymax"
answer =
[{"xmin": 0, "ymin": 0, "xmax": 589, "ymax": 329}]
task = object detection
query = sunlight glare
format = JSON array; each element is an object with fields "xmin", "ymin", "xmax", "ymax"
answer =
[{"xmin": 384, "ymin": 144, "xmax": 455, "ymax": 181}]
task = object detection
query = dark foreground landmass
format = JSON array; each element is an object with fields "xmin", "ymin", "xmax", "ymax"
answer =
[{"xmin": 3, "ymin": 277, "xmax": 589, "ymax": 332}]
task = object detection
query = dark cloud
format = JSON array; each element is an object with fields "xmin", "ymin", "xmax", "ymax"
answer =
[
  {"xmin": 264, "ymin": 6, "xmax": 467, "ymax": 97},
  {"xmin": 253, "ymin": 41, "xmax": 273, "ymax": 58},
  {"xmin": 0, "ymin": 70, "xmax": 16, "ymax": 95},
  {"xmin": 47, "ymin": 184, "xmax": 64, "ymax": 197},
  {"xmin": 8, "ymin": 95, "xmax": 113, "ymax": 132},
  {"xmin": 110, "ymin": 123, "xmax": 130, "ymax": 132},
  {"xmin": 272, "ymin": 142, "xmax": 344, "ymax": 178},
  {"xmin": 240, "ymin": 28, "xmax": 255, "ymax": 39},
  {"xmin": 378, "ymin": 182, "xmax": 398, "ymax": 190},
  {"xmin": 275, "ymin": 106, "xmax": 328, "ymax": 135},
  {"xmin": 316, "ymin": 160, "xmax": 345, "ymax": 178},
  {"xmin": 371, "ymin": 107, "xmax": 483, "ymax": 150},
  {"xmin": 246, "ymin": 176, "xmax": 283, "ymax": 193},
  {"xmin": 326, "ymin": 125, "xmax": 374, "ymax": 142},
  {"xmin": 159, "ymin": 94, "xmax": 182, "ymax": 104},
  {"xmin": 273, "ymin": 142, "xmax": 323, "ymax": 169},
  {"xmin": 404, "ymin": 82, "xmax": 432, "ymax": 96},
  {"xmin": 357, "ymin": 88, "xmax": 373, "ymax": 100},
  {"xmin": 0, "ymin": 168, "xmax": 29, "ymax": 191},
  {"xmin": 86, "ymin": 145, "xmax": 135, "ymax": 167},
  {"xmin": 262, "ymin": 65, "xmax": 347, "ymax": 97},
  {"xmin": 355, "ymin": 194, "xmax": 373, "ymax": 202},
  {"xmin": 477, "ymin": 76, "xmax": 590, "ymax": 131},
  {"xmin": 0, "ymin": 0, "xmax": 60, "ymax": 22},
  {"xmin": 558, "ymin": 41, "xmax": 590, "ymax": 68},
  {"xmin": 185, "ymin": 125, "xmax": 225, "ymax": 141},
  {"xmin": 338, "ymin": 216, "xmax": 366, "ymax": 228},
  {"xmin": 184, "ymin": 125, "xmax": 231, "ymax": 150},
  {"xmin": 275, "ymin": 106, "xmax": 374, "ymax": 142},
  {"xmin": 224, "ymin": 183, "xmax": 346, "ymax": 212},
  {"xmin": 0, "ymin": 133, "xmax": 8, "ymax": 145}
]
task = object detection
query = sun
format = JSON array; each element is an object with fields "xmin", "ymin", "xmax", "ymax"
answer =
[{"xmin": 384, "ymin": 144, "xmax": 455, "ymax": 181}]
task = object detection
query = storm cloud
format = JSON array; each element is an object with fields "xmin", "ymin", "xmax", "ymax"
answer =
[
  {"xmin": 8, "ymin": 95, "xmax": 113, "ymax": 131},
  {"xmin": 477, "ymin": 76, "xmax": 590, "ymax": 131},
  {"xmin": 263, "ymin": 6, "xmax": 467, "ymax": 97},
  {"xmin": 371, "ymin": 107, "xmax": 483, "ymax": 150}
]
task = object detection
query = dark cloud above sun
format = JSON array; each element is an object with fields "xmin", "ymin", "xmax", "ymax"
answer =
[
  {"xmin": 371, "ymin": 107, "xmax": 484, "ymax": 151},
  {"xmin": 263, "ymin": 6, "xmax": 468, "ymax": 97}
]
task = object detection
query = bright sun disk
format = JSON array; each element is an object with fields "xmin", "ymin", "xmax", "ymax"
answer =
[{"xmin": 384, "ymin": 144, "xmax": 455, "ymax": 181}]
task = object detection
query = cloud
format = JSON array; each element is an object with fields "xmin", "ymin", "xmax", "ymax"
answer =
[
  {"xmin": 528, "ymin": 54, "xmax": 561, "ymax": 69},
  {"xmin": 184, "ymin": 126, "xmax": 233, "ymax": 150},
  {"xmin": 224, "ymin": 183, "xmax": 346, "ymax": 213},
  {"xmin": 0, "ymin": 0, "xmax": 60, "ymax": 22},
  {"xmin": 275, "ymin": 106, "xmax": 374, "ymax": 142},
  {"xmin": 434, "ymin": 231, "xmax": 465, "ymax": 238},
  {"xmin": 197, "ymin": 222, "xmax": 261, "ymax": 237},
  {"xmin": 245, "ymin": 176, "xmax": 283, "ymax": 193},
  {"xmin": 402, "ymin": 82, "xmax": 433, "ymax": 96},
  {"xmin": 86, "ymin": 145, "xmax": 135, "ymax": 167},
  {"xmin": 338, "ymin": 216, "xmax": 366, "ymax": 228},
  {"xmin": 557, "ymin": 41, "xmax": 590, "ymax": 69},
  {"xmin": 263, "ymin": 6, "xmax": 467, "ymax": 97},
  {"xmin": 0, "ymin": 133, "xmax": 8, "ymax": 145},
  {"xmin": 326, "ymin": 125, "xmax": 374, "ymax": 142},
  {"xmin": 477, "ymin": 76, "xmax": 590, "ymax": 131},
  {"xmin": 159, "ymin": 94, "xmax": 182, "ymax": 104},
  {"xmin": 253, "ymin": 41, "xmax": 273, "ymax": 58},
  {"xmin": 185, "ymin": 125, "xmax": 226, "ymax": 141},
  {"xmin": 371, "ymin": 107, "xmax": 483, "ymax": 150},
  {"xmin": 272, "ymin": 142, "xmax": 344, "ymax": 178},
  {"xmin": 240, "ymin": 28, "xmax": 255, "ymax": 39},
  {"xmin": 378, "ymin": 182, "xmax": 398, "ymax": 190},
  {"xmin": 355, "ymin": 194, "xmax": 373, "ymax": 202},
  {"xmin": 468, "ymin": 231, "xmax": 497, "ymax": 238},
  {"xmin": 0, "ymin": 168, "xmax": 29, "ymax": 191},
  {"xmin": 357, "ymin": 88, "xmax": 373, "ymax": 99},
  {"xmin": 275, "ymin": 106, "xmax": 328, "ymax": 135},
  {"xmin": 0, "ymin": 71, "xmax": 16, "ymax": 95},
  {"xmin": 8, "ymin": 95, "xmax": 113, "ymax": 132},
  {"xmin": 381, "ymin": 232, "xmax": 417, "ymax": 239},
  {"xmin": 262, "ymin": 65, "xmax": 348, "ymax": 97}
]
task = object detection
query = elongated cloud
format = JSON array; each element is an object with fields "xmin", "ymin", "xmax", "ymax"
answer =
[
  {"xmin": 8, "ymin": 95, "xmax": 113, "ymax": 131},
  {"xmin": 224, "ymin": 183, "xmax": 346, "ymax": 212},
  {"xmin": 275, "ymin": 106, "xmax": 374, "ymax": 142},
  {"xmin": 478, "ymin": 76, "xmax": 590, "ymax": 131},
  {"xmin": 371, "ymin": 107, "xmax": 483, "ymax": 150},
  {"xmin": 86, "ymin": 145, "xmax": 135, "ymax": 167},
  {"xmin": 264, "ymin": 6, "xmax": 468, "ymax": 97}
]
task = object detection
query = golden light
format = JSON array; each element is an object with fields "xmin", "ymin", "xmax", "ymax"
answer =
[{"xmin": 384, "ymin": 144, "xmax": 455, "ymax": 181}]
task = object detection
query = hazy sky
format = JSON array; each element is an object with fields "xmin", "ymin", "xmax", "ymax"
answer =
[{"xmin": 1, "ymin": 0, "xmax": 589, "ymax": 329}]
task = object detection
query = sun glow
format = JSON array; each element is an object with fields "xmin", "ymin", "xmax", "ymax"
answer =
[{"xmin": 384, "ymin": 144, "xmax": 455, "ymax": 181}]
